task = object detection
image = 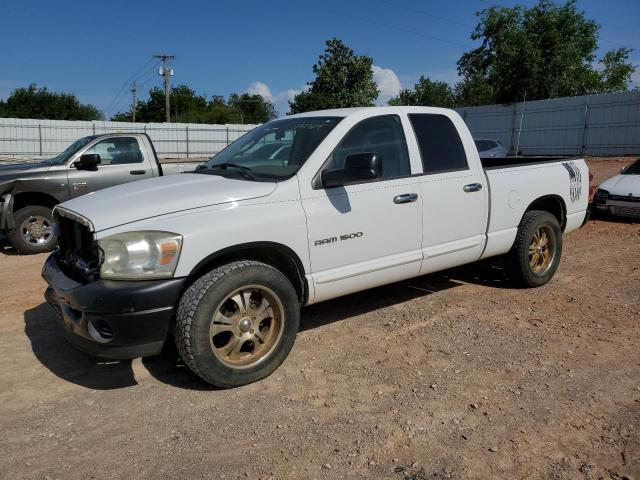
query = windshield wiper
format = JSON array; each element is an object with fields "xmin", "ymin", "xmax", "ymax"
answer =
[{"xmin": 207, "ymin": 163, "xmax": 256, "ymax": 180}]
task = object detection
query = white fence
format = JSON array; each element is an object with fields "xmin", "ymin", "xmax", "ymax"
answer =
[
  {"xmin": 456, "ymin": 90, "xmax": 640, "ymax": 156},
  {"xmin": 2, "ymin": 90, "xmax": 638, "ymax": 160},
  {"xmin": 0, "ymin": 119, "xmax": 257, "ymax": 161}
]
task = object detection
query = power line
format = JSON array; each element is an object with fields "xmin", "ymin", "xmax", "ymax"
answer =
[
  {"xmin": 103, "ymin": 58, "xmax": 162, "ymax": 118},
  {"xmin": 376, "ymin": 0, "xmax": 474, "ymax": 29},
  {"xmin": 298, "ymin": 1, "xmax": 473, "ymax": 49}
]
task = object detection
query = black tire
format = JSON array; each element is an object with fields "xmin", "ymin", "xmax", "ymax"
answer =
[
  {"xmin": 7, "ymin": 205, "xmax": 57, "ymax": 255},
  {"xmin": 175, "ymin": 260, "xmax": 300, "ymax": 388},
  {"xmin": 507, "ymin": 210, "xmax": 563, "ymax": 288}
]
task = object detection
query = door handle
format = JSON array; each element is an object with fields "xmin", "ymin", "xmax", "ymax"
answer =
[
  {"xmin": 393, "ymin": 193, "xmax": 418, "ymax": 204},
  {"xmin": 463, "ymin": 183, "xmax": 483, "ymax": 193},
  {"xmin": 130, "ymin": 170, "xmax": 146, "ymax": 175}
]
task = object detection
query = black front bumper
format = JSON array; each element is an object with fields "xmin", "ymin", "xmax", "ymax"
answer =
[{"xmin": 42, "ymin": 254, "xmax": 185, "ymax": 359}]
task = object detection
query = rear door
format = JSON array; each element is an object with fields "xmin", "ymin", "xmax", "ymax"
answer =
[
  {"xmin": 407, "ymin": 113, "xmax": 488, "ymax": 274},
  {"xmin": 67, "ymin": 136, "xmax": 154, "ymax": 198},
  {"xmin": 300, "ymin": 114, "xmax": 423, "ymax": 303}
]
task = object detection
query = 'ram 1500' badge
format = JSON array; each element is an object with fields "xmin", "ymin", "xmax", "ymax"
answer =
[{"xmin": 314, "ymin": 232, "xmax": 363, "ymax": 246}]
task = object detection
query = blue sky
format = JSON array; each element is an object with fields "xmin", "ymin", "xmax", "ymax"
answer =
[{"xmin": 1, "ymin": 0, "xmax": 638, "ymax": 117}]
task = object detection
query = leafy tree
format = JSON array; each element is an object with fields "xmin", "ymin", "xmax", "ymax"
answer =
[
  {"xmin": 228, "ymin": 93, "xmax": 277, "ymax": 124},
  {"xmin": 112, "ymin": 85, "xmax": 276, "ymax": 124},
  {"xmin": 455, "ymin": 0, "xmax": 636, "ymax": 105},
  {"xmin": 0, "ymin": 84, "xmax": 102, "ymax": 120},
  {"xmin": 289, "ymin": 38, "xmax": 379, "ymax": 114},
  {"xmin": 599, "ymin": 48, "xmax": 636, "ymax": 93},
  {"xmin": 388, "ymin": 76, "xmax": 455, "ymax": 108}
]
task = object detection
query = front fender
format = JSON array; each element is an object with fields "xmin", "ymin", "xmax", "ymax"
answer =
[{"xmin": 0, "ymin": 193, "xmax": 15, "ymax": 230}]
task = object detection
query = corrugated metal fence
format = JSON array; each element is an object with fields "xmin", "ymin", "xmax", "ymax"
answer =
[
  {"xmin": 2, "ymin": 90, "xmax": 638, "ymax": 160},
  {"xmin": 0, "ymin": 119, "xmax": 257, "ymax": 161},
  {"xmin": 456, "ymin": 90, "xmax": 640, "ymax": 156}
]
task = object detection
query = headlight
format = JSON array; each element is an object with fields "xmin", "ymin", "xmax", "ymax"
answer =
[{"xmin": 98, "ymin": 231, "xmax": 182, "ymax": 280}]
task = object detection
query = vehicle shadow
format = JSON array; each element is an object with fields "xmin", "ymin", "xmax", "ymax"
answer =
[
  {"xmin": 0, "ymin": 234, "xmax": 18, "ymax": 256},
  {"xmin": 24, "ymin": 303, "xmax": 138, "ymax": 390},
  {"xmin": 24, "ymin": 260, "xmax": 513, "ymax": 391},
  {"xmin": 589, "ymin": 212, "xmax": 639, "ymax": 224}
]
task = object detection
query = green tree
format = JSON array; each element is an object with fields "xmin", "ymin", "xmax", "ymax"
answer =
[
  {"xmin": 112, "ymin": 85, "xmax": 276, "ymax": 124},
  {"xmin": 228, "ymin": 93, "xmax": 277, "ymax": 124},
  {"xmin": 388, "ymin": 76, "xmax": 455, "ymax": 108},
  {"xmin": 289, "ymin": 38, "xmax": 379, "ymax": 114},
  {"xmin": 455, "ymin": 0, "xmax": 636, "ymax": 105},
  {"xmin": 0, "ymin": 84, "xmax": 102, "ymax": 120}
]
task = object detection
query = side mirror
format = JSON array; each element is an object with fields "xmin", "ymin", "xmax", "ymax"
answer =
[
  {"xmin": 321, "ymin": 152, "xmax": 381, "ymax": 188},
  {"xmin": 74, "ymin": 154, "xmax": 101, "ymax": 170}
]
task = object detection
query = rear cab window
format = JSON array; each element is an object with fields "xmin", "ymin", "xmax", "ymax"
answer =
[{"xmin": 408, "ymin": 114, "xmax": 469, "ymax": 174}]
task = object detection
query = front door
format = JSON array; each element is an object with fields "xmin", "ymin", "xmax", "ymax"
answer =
[
  {"xmin": 67, "ymin": 136, "xmax": 153, "ymax": 198},
  {"xmin": 300, "ymin": 115, "xmax": 423, "ymax": 303}
]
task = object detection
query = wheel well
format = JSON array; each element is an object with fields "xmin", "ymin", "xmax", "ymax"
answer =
[
  {"xmin": 525, "ymin": 195, "xmax": 566, "ymax": 230},
  {"xmin": 13, "ymin": 192, "xmax": 59, "ymax": 212},
  {"xmin": 186, "ymin": 242, "xmax": 308, "ymax": 305}
]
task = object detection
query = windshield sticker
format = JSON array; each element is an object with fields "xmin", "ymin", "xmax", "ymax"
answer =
[{"xmin": 562, "ymin": 161, "xmax": 582, "ymax": 203}]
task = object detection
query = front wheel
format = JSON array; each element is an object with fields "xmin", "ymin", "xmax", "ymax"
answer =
[
  {"xmin": 175, "ymin": 260, "xmax": 300, "ymax": 388},
  {"xmin": 507, "ymin": 210, "xmax": 563, "ymax": 287},
  {"xmin": 7, "ymin": 205, "xmax": 57, "ymax": 254}
]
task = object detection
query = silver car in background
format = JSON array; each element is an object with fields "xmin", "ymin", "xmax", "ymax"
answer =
[
  {"xmin": 593, "ymin": 158, "xmax": 640, "ymax": 218},
  {"xmin": 475, "ymin": 139, "xmax": 508, "ymax": 158}
]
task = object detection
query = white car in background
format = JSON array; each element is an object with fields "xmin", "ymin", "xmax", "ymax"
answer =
[
  {"xmin": 474, "ymin": 139, "xmax": 508, "ymax": 158},
  {"xmin": 593, "ymin": 158, "xmax": 640, "ymax": 217}
]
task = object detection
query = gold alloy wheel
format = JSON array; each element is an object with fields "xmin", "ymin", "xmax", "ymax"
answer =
[
  {"xmin": 528, "ymin": 224, "xmax": 556, "ymax": 275},
  {"xmin": 209, "ymin": 285, "xmax": 284, "ymax": 369}
]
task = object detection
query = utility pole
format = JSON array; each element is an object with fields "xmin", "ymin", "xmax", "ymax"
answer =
[
  {"xmin": 153, "ymin": 54, "xmax": 175, "ymax": 123},
  {"xmin": 130, "ymin": 80, "xmax": 137, "ymax": 123}
]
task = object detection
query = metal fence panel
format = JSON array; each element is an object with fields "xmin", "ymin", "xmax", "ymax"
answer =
[
  {"xmin": 456, "ymin": 90, "xmax": 640, "ymax": 156},
  {"xmin": 0, "ymin": 119, "xmax": 256, "ymax": 161}
]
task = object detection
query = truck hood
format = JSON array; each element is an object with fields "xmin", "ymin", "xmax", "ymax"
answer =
[
  {"xmin": 599, "ymin": 174, "xmax": 640, "ymax": 196},
  {"xmin": 0, "ymin": 161, "xmax": 52, "ymax": 194},
  {"xmin": 59, "ymin": 173, "xmax": 278, "ymax": 232},
  {"xmin": 0, "ymin": 160, "xmax": 50, "ymax": 174}
]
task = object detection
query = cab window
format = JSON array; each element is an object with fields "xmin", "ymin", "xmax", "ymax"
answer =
[
  {"xmin": 324, "ymin": 115, "xmax": 411, "ymax": 182},
  {"xmin": 409, "ymin": 114, "xmax": 468, "ymax": 174},
  {"xmin": 84, "ymin": 137, "xmax": 144, "ymax": 165}
]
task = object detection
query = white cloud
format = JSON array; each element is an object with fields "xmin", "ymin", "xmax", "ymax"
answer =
[
  {"xmin": 372, "ymin": 65, "xmax": 402, "ymax": 105},
  {"xmin": 246, "ymin": 81, "xmax": 274, "ymax": 102},
  {"xmin": 245, "ymin": 82, "xmax": 305, "ymax": 117}
]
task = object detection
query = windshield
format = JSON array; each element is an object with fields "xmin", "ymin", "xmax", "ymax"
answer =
[
  {"xmin": 44, "ymin": 136, "xmax": 97, "ymax": 166},
  {"xmin": 199, "ymin": 117, "xmax": 342, "ymax": 181},
  {"xmin": 622, "ymin": 159, "xmax": 640, "ymax": 175}
]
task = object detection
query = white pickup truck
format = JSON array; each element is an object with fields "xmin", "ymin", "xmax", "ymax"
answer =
[{"xmin": 43, "ymin": 107, "xmax": 589, "ymax": 387}]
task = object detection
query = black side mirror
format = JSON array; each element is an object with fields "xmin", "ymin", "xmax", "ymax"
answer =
[
  {"xmin": 74, "ymin": 154, "xmax": 101, "ymax": 170},
  {"xmin": 321, "ymin": 152, "xmax": 381, "ymax": 188}
]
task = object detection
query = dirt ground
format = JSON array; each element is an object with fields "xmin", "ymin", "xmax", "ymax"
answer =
[{"xmin": 0, "ymin": 158, "xmax": 638, "ymax": 480}]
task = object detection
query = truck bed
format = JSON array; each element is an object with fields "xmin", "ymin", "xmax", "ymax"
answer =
[{"xmin": 481, "ymin": 156, "xmax": 578, "ymax": 170}]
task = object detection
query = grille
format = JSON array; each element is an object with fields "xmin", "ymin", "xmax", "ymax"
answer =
[
  {"xmin": 55, "ymin": 210, "xmax": 100, "ymax": 279},
  {"xmin": 610, "ymin": 194, "xmax": 640, "ymax": 203},
  {"xmin": 611, "ymin": 206, "xmax": 640, "ymax": 217}
]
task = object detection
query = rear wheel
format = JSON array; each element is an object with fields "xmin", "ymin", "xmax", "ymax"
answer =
[
  {"xmin": 7, "ymin": 205, "xmax": 57, "ymax": 255},
  {"xmin": 175, "ymin": 260, "xmax": 300, "ymax": 388},
  {"xmin": 507, "ymin": 210, "xmax": 562, "ymax": 287}
]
